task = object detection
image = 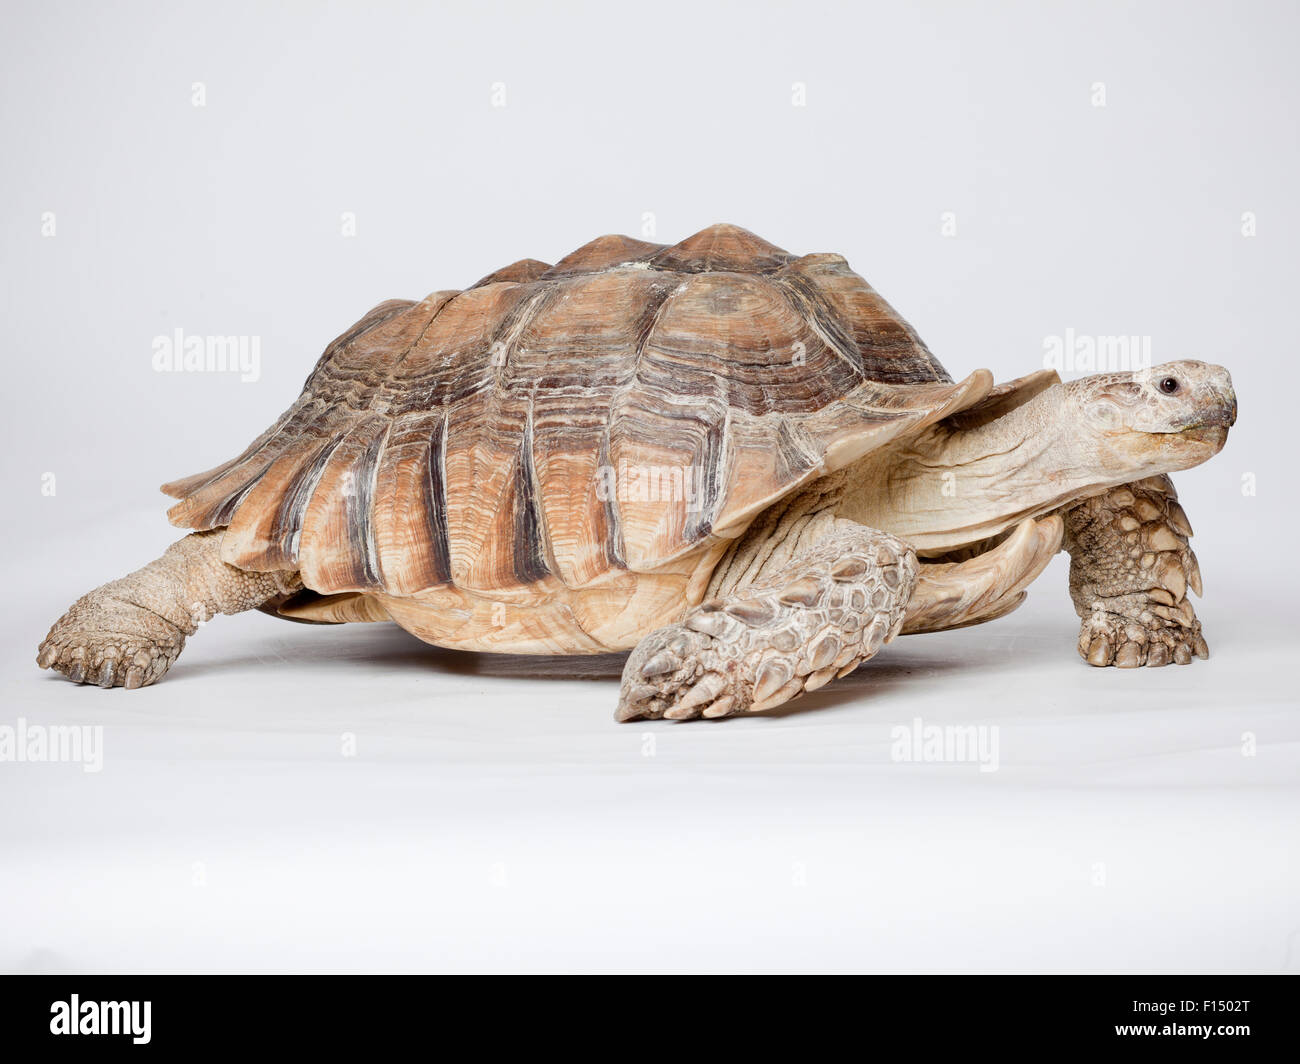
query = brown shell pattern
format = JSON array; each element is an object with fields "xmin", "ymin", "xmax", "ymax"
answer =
[{"xmin": 162, "ymin": 224, "xmax": 976, "ymax": 597}]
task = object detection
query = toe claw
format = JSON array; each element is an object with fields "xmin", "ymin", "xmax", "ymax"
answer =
[
  {"xmin": 1115, "ymin": 642, "xmax": 1144, "ymax": 668},
  {"xmin": 37, "ymin": 645, "xmax": 57, "ymax": 669},
  {"xmin": 676, "ymin": 673, "xmax": 726, "ymax": 713},
  {"xmin": 96, "ymin": 660, "xmax": 115, "ymax": 688},
  {"xmin": 701, "ymin": 696, "xmax": 736, "ymax": 719},
  {"xmin": 754, "ymin": 659, "xmax": 793, "ymax": 703},
  {"xmin": 639, "ymin": 651, "xmax": 678, "ymax": 678},
  {"xmin": 1086, "ymin": 635, "xmax": 1113, "ymax": 666},
  {"xmin": 124, "ymin": 666, "xmax": 145, "ymax": 690},
  {"xmin": 804, "ymin": 664, "xmax": 837, "ymax": 690}
]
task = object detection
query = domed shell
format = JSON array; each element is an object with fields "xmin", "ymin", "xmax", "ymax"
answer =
[{"xmin": 162, "ymin": 224, "xmax": 990, "ymax": 599}]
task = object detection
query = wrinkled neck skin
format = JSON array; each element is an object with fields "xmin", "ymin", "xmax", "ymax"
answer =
[{"xmin": 837, "ymin": 384, "xmax": 1163, "ymax": 555}]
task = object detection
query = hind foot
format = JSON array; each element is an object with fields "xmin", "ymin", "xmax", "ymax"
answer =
[
  {"xmin": 38, "ymin": 590, "xmax": 187, "ymax": 688},
  {"xmin": 36, "ymin": 530, "xmax": 300, "ymax": 689}
]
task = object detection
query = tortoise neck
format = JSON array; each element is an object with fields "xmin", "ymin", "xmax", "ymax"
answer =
[
  {"xmin": 838, "ymin": 384, "xmax": 1109, "ymax": 554},
  {"xmin": 941, "ymin": 386, "xmax": 1065, "ymax": 475}
]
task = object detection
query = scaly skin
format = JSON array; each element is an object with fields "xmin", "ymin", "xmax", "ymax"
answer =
[
  {"xmin": 36, "ymin": 531, "xmax": 300, "ymax": 688},
  {"xmin": 1062, "ymin": 475, "xmax": 1208, "ymax": 668},
  {"xmin": 616, "ymin": 523, "xmax": 916, "ymax": 721}
]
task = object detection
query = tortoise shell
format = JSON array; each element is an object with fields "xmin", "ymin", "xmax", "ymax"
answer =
[{"xmin": 162, "ymin": 224, "xmax": 990, "ymax": 648}]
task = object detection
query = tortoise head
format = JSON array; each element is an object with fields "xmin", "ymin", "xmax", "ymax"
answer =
[{"xmin": 1064, "ymin": 360, "xmax": 1236, "ymax": 476}]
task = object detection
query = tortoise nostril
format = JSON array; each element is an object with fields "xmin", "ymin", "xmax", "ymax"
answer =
[{"xmin": 1159, "ymin": 377, "xmax": 1180, "ymax": 395}]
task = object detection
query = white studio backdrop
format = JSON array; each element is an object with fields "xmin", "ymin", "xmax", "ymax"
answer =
[{"xmin": 0, "ymin": 0, "xmax": 1296, "ymax": 972}]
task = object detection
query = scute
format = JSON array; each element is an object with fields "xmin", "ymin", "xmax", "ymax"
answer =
[
  {"xmin": 472, "ymin": 259, "xmax": 551, "ymax": 287},
  {"xmin": 543, "ymin": 233, "xmax": 665, "ymax": 277},
  {"xmin": 649, "ymin": 222, "xmax": 792, "ymax": 273},
  {"xmin": 162, "ymin": 224, "xmax": 983, "ymax": 610}
]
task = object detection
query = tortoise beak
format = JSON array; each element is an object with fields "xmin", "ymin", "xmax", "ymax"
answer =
[
  {"xmin": 1166, "ymin": 363, "xmax": 1235, "ymax": 432},
  {"xmin": 1197, "ymin": 369, "xmax": 1237, "ymax": 429},
  {"xmin": 1218, "ymin": 388, "xmax": 1238, "ymax": 428}
]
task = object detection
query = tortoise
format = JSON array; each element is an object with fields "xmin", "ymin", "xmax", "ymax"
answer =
[{"xmin": 36, "ymin": 224, "xmax": 1237, "ymax": 720}]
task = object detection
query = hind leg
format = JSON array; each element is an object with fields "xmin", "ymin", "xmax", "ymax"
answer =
[
  {"xmin": 37, "ymin": 530, "xmax": 300, "ymax": 688},
  {"xmin": 616, "ymin": 523, "xmax": 916, "ymax": 721}
]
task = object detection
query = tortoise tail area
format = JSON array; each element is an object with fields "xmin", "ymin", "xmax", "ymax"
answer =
[{"xmin": 157, "ymin": 295, "xmax": 456, "ymax": 599}]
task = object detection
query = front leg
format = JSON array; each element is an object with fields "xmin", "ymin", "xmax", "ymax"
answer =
[
  {"xmin": 616, "ymin": 523, "xmax": 916, "ymax": 721},
  {"xmin": 1063, "ymin": 475, "xmax": 1209, "ymax": 668}
]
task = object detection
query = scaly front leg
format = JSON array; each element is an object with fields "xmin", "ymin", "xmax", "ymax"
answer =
[
  {"xmin": 616, "ymin": 523, "xmax": 917, "ymax": 721},
  {"xmin": 1063, "ymin": 475, "xmax": 1208, "ymax": 667}
]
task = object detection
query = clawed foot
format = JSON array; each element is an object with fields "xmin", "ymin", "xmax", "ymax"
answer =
[
  {"xmin": 618, "ymin": 624, "xmax": 739, "ymax": 721},
  {"xmin": 1066, "ymin": 476, "xmax": 1211, "ymax": 670},
  {"xmin": 618, "ymin": 604, "xmax": 898, "ymax": 722},
  {"xmin": 1078, "ymin": 599, "xmax": 1208, "ymax": 668},
  {"xmin": 616, "ymin": 526, "xmax": 914, "ymax": 721},
  {"xmin": 37, "ymin": 592, "xmax": 186, "ymax": 689}
]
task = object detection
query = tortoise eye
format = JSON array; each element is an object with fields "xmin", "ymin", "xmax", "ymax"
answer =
[{"xmin": 1159, "ymin": 377, "xmax": 1180, "ymax": 394}]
